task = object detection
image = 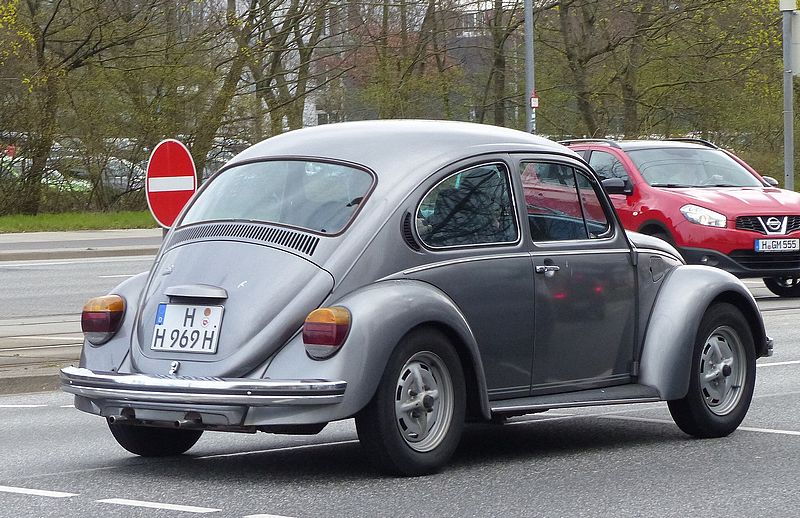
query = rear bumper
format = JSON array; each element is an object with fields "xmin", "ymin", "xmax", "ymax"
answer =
[{"xmin": 60, "ymin": 366, "xmax": 347, "ymax": 407}]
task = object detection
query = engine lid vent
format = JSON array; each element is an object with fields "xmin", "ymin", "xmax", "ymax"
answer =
[{"xmin": 167, "ymin": 222, "xmax": 320, "ymax": 257}]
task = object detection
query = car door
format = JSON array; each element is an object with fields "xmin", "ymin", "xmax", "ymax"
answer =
[
  {"xmin": 409, "ymin": 160, "xmax": 536, "ymax": 400},
  {"xmin": 519, "ymin": 157, "xmax": 637, "ymax": 395}
]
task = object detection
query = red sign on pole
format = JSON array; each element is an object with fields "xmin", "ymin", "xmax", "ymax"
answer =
[{"xmin": 146, "ymin": 139, "xmax": 197, "ymax": 228}]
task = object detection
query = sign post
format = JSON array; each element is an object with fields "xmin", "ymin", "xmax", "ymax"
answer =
[
  {"xmin": 146, "ymin": 139, "xmax": 197, "ymax": 229},
  {"xmin": 781, "ymin": 0, "xmax": 796, "ymax": 190}
]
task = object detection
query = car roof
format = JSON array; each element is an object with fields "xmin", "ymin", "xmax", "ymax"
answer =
[
  {"xmin": 564, "ymin": 139, "xmax": 718, "ymax": 152},
  {"xmin": 229, "ymin": 120, "xmax": 576, "ymax": 189}
]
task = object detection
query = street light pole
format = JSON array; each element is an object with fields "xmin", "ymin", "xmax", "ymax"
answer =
[
  {"xmin": 781, "ymin": 0, "xmax": 796, "ymax": 190},
  {"xmin": 524, "ymin": 0, "xmax": 535, "ymax": 133}
]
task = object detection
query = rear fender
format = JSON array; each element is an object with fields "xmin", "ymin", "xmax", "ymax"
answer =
[
  {"xmin": 80, "ymin": 271, "xmax": 149, "ymax": 372},
  {"xmin": 639, "ymin": 265, "xmax": 766, "ymax": 400},
  {"xmin": 260, "ymin": 279, "xmax": 490, "ymax": 424}
]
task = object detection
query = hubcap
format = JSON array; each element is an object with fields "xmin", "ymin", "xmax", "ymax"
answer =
[
  {"xmin": 394, "ymin": 351, "xmax": 453, "ymax": 452},
  {"xmin": 699, "ymin": 325, "xmax": 746, "ymax": 416}
]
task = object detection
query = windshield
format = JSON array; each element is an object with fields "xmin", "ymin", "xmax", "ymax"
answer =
[
  {"xmin": 181, "ymin": 160, "xmax": 373, "ymax": 234},
  {"xmin": 627, "ymin": 148, "xmax": 763, "ymax": 188}
]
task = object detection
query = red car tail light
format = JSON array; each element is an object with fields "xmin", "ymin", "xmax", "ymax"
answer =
[
  {"xmin": 82, "ymin": 295, "xmax": 125, "ymax": 345},
  {"xmin": 302, "ymin": 306, "xmax": 350, "ymax": 360}
]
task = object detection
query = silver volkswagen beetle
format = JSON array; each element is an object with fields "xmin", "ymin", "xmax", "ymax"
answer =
[{"xmin": 61, "ymin": 120, "xmax": 772, "ymax": 476}]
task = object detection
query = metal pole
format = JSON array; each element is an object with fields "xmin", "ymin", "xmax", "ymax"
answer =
[
  {"xmin": 524, "ymin": 0, "xmax": 535, "ymax": 133},
  {"xmin": 782, "ymin": 5, "xmax": 795, "ymax": 190}
]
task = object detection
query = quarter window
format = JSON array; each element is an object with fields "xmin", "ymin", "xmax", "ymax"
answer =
[
  {"xmin": 416, "ymin": 164, "xmax": 517, "ymax": 248},
  {"xmin": 521, "ymin": 162, "xmax": 610, "ymax": 241}
]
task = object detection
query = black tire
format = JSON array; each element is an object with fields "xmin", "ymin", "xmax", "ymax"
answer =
[
  {"xmin": 647, "ymin": 229, "xmax": 674, "ymax": 246},
  {"xmin": 667, "ymin": 303, "xmax": 756, "ymax": 438},
  {"xmin": 763, "ymin": 277, "xmax": 800, "ymax": 298},
  {"xmin": 108, "ymin": 422, "xmax": 203, "ymax": 457},
  {"xmin": 355, "ymin": 328, "xmax": 466, "ymax": 476}
]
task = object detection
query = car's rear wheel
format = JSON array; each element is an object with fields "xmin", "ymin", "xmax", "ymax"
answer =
[
  {"xmin": 108, "ymin": 422, "xmax": 203, "ymax": 457},
  {"xmin": 667, "ymin": 303, "xmax": 755, "ymax": 438},
  {"xmin": 355, "ymin": 328, "xmax": 465, "ymax": 476},
  {"xmin": 763, "ymin": 277, "xmax": 800, "ymax": 298}
]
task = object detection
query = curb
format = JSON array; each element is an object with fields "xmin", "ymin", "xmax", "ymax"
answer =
[
  {"xmin": 0, "ymin": 369, "xmax": 64, "ymax": 395},
  {"xmin": 0, "ymin": 246, "xmax": 159, "ymax": 262}
]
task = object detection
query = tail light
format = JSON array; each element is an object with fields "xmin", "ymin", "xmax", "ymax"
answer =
[
  {"xmin": 82, "ymin": 295, "xmax": 125, "ymax": 345},
  {"xmin": 302, "ymin": 306, "xmax": 350, "ymax": 360}
]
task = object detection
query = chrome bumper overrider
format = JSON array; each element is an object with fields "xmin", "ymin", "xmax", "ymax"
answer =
[{"xmin": 60, "ymin": 367, "xmax": 346, "ymax": 406}]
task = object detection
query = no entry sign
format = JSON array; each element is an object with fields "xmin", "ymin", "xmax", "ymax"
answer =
[{"xmin": 146, "ymin": 139, "xmax": 197, "ymax": 228}]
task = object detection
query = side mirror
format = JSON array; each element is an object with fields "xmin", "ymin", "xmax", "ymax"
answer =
[
  {"xmin": 762, "ymin": 176, "xmax": 780, "ymax": 187},
  {"xmin": 601, "ymin": 177, "xmax": 633, "ymax": 196}
]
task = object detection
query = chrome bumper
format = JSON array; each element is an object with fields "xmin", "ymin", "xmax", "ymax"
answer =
[{"xmin": 60, "ymin": 367, "xmax": 346, "ymax": 406}]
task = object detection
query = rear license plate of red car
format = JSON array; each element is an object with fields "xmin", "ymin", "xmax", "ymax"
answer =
[
  {"xmin": 150, "ymin": 303, "xmax": 224, "ymax": 353},
  {"xmin": 754, "ymin": 238, "xmax": 800, "ymax": 252}
]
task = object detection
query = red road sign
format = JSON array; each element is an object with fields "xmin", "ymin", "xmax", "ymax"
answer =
[{"xmin": 146, "ymin": 139, "xmax": 197, "ymax": 228}]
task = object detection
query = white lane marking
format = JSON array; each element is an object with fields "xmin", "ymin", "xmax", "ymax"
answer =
[
  {"xmin": 6, "ymin": 335, "xmax": 82, "ymax": 341},
  {"xmin": 0, "ymin": 257, "xmax": 152, "ymax": 267},
  {"xmin": 0, "ymin": 485, "xmax": 77, "ymax": 498},
  {"xmin": 197, "ymin": 439, "xmax": 360, "ymax": 460},
  {"xmin": 97, "ymin": 498, "xmax": 219, "ymax": 513},
  {"xmin": 1, "ymin": 343, "xmax": 81, "ymax": 351},
  {"xmin": 148, "ymin": 176, "xmax": 194, "ymax": 192},
  {"xmin": 98, "ymin": 274, "xmax": 134, "ymax": 279},
  {"xmin": 584, "ymin": 414, "xmax": 800, "ymax": 437},
  {"xmin": 0, "ymin": 404, "xmax": 47, "ymax": 408},
  {"xmin": 738, "ymin": 426, "xmax": 800, "ymax": 436},
  {"xmin": 757, "ymin": 360, "xmax": 800, "ymax": 367},
  {"xmin": 60, "ymin": 404, "xmax": 74, "ymax": 408}
]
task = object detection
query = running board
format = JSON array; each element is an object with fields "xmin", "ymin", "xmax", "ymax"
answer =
[{"xmin": 490, "ymin": 384, "xmax": 661, "ymax": 415}]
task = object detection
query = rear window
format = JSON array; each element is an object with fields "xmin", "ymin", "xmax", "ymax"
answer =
[
  {"xmin": 627, "ymin": 148, "xmax": 762, "ymax": 188},
  {"xmin": 181, "ymin": 160, "xmax": 373, "ymax": 234}
]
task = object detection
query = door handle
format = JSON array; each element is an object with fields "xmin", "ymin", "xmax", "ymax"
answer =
[{"xmin": 535, "ymin": 265, "xmax": 560, "ymax": 277}]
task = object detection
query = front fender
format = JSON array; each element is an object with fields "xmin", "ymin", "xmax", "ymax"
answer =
[
  {"xmin": 639, "ymin": 265, "xmax": 765, "ymax": 400},
  {"xmin": 79, "ymin": 271, "xmax": 149, "ymax": 372},
  {"xmin": 261, "ymin": 279, "xmax": 490, "ymax": 424}
]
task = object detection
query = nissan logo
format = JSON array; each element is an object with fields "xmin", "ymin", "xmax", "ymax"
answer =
[{"xmin": 766, "ymin": 217, "xmax": 783, "ymax": 231}]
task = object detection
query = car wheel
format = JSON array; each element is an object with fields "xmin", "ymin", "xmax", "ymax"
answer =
[
  {"xmin": 355, "ymin": 328, "xmax": 465, "ymax": 476},
  {"xmin": 108, "ymin": 422, "xmax": 203, "ymax": 457},
  {"xmin": 763, "ymin": 277, "xmax": 800, "ymax": 298},
  {"xmin": 667, "ymin": 303, "xmax": 755, "ymax": 438}
]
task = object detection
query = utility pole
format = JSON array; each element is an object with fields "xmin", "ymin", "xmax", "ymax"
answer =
[
  {"xmin": 524, "ymin": 0, "xmax": 536, "ymax": 133},
  {"xmin": 781, "ymin": 0, "xmax": 796, "ymax": 190}
]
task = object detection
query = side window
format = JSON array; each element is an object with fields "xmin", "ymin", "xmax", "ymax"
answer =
[
  {"xmin": 589, "ymin": 150, "xmax": 629, "ymax": 183},
  {"xmin": 521, "ymin": 162, "xmax": 610, "ymax": 241},
  {"xmin": 575, "ymin": 172, "xmax": 611, "ymax": 238},
  {"xmin": 416, "ymin": 163, "xmax": 518, "ymax": 248}
]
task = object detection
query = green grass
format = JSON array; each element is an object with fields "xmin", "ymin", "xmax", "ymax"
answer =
[{"xmin": 0, "ymin": 211, "xmax": 159, "ymax": 233}]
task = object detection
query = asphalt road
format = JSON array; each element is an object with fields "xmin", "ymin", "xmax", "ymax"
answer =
[{"xmin": 0, "ymin": 262, "xmax": 797, "ymax": 517}]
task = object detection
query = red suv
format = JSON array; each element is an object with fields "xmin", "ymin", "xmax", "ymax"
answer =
[{"xmin": 564, "ymin": 138, "xmax": 800, "ymax": 297}]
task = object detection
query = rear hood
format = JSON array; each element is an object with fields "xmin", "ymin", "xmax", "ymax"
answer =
[
  {"xmin": 129, "ymin": 241, "xmax": 333, "ymax": 377},
  {"xmin": 668, "ymin": 187, "xmax": 800, "ymax": 215}
]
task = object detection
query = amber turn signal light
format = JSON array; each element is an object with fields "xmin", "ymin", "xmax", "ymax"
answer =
[
  {"xmin": 81, "ymin": 295, "xmax": 125, "ymax": 345},
  {"xmin": 302, "ymin": 306, "xmax": 350, "ymax": 360}
]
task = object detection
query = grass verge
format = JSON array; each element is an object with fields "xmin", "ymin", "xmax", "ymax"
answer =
[{"xmin": 0, "ymin": 211, "xmax": 158, "ymax": 233}]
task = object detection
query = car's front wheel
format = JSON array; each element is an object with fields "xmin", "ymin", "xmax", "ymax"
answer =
[
  {"xmin": 763, "ymin": 276, "xmax": 800, "ymax": 297},
  {"xmin": 108, "ymin": 422, "xmax": 203, "ymax": 457},
  {"xmin": 355, "ymin": 328, "xmax": 465, "ymax": 476},
  {"xmin": 667, "ymin": 303, "xmax": 755, "ymax": 438}
]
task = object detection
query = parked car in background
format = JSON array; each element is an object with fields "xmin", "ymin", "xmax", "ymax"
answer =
[
  {"xmin": 563, "ymin": 138, "xmax": 800, "ymax": 297},
  {"xmin": 62, "ymin": 121, "xmax": 770, "ymax": 476}
]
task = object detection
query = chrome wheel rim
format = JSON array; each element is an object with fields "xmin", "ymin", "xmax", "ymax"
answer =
[
  {"xmin": 699, "ymin": 325, "xmax": 746, "ymax": 416},
  {"xmin": 394, "ymin": 351, "xmax": 453, "ymax": 453}
]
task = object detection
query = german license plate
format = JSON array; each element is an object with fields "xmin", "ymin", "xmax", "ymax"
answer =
[
  {"xmin": 151, "ymin": 303, "xmax": 224, "ymax": 354},
  {"xmin": 754, "ymin": 238, "xmax": 800, "ymax": 252}
]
